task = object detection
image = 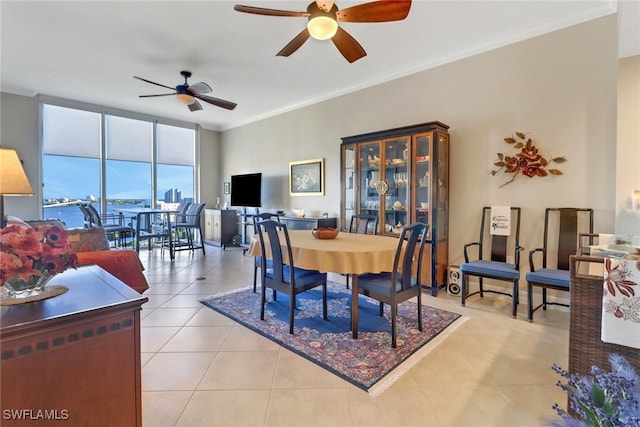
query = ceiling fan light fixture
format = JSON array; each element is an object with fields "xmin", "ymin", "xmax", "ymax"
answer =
[
  {"xmin": 307, "ymin": 16, "xmax": 338, "ymax": 40},
  {"xmin": 176, "ymin": 93, "xmax": 195, "ymax": 105}
]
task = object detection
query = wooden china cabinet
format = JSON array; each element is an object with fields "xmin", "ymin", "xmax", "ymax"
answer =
[{"xmin": 340, "ymin": 122, "xmax": 450, "ymax": 296}]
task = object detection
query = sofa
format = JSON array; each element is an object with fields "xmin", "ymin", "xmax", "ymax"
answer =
[{"xmin": 7, "ymin": 218, "xmax": 149, "ymax": 294}]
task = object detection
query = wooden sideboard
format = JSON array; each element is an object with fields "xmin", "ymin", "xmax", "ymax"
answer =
[
  {"xmin": 0, "ymin": 265, "xmax": 148, "ymax": 426},
  {"xmin": 204, "ymin": 208, "xmax": 237, "ymax": 248},
  {"xmin": 283, "ymin": 216, "xmax": 337, "ymax": 230}
]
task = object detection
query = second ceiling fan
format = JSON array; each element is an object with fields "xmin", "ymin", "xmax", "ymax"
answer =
[{"xmin": 234, "ymin": 0, "xmax": 412, "ymax": 63}]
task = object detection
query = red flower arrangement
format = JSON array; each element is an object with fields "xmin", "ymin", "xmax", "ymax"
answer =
[
  {"xmin": 490, "ymin": 132, "xmax": 566, "ymax": 188},
  {"xmin": 1, "ymin": 224, "xmax": 78, "ymax": 294}
]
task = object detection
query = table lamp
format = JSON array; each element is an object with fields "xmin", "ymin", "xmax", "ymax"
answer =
[{"xmin": 0, "ymin": 147, "xmax": 34, "ymax": 228}]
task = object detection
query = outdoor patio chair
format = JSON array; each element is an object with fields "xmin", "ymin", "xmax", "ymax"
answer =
[
  {"xmin": 170, "ymin": 202, "xmax": 206, "ymax": 255},
  {"xmin": 83, "ymin": 203, "xmax": 135, "ymax": 248}
]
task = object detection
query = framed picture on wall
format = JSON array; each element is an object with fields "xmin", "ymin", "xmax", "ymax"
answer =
[{"xmin": 289, "ymin": 158, "xmax": 324, "ymax": 196}]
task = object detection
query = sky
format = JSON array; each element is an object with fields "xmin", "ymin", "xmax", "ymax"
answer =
[{"xmin": 43, "ymin": 155, "xmax": 193, "ymax": 201}]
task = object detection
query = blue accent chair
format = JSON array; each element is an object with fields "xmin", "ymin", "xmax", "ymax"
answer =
[
  {"xmin": 526, "ymin": 208, "xmax": 593, "ymax": 322},
  {"xmin": 460, "ymin": 207, "xmax": 523, "ymax": 318}
]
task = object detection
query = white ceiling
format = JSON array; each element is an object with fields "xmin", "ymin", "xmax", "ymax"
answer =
[{"xmin": 1, "ymin": 1, "xmax": 638, "ymax": 132}]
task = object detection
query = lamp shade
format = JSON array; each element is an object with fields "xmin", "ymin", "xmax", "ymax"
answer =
[
  {"xmin": 176, "ymin": 93, "xmax": 195, "ymax": 105},
  {"xmin": 0, "ymin": 148, "xmax": 34, "ymax": 195}
]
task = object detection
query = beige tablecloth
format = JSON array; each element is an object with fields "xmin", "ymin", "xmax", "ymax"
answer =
[{"xmin": 248, "ymin": 230, "xmax": 399, "ymax": 274}]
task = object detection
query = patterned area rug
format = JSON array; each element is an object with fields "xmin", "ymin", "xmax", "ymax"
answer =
[{"xmin": 200, "ymin": 282, "xmax": 464, "ymax": 395}]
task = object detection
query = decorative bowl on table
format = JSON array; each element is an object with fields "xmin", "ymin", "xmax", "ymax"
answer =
[{"xmin": 311, "ymin": 228, "xmax": 339, "ymax": 240}]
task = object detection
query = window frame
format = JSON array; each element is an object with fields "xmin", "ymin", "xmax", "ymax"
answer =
[{"xmin": 40, "ymin": 96, "xmax": 199, "ymax": 219}]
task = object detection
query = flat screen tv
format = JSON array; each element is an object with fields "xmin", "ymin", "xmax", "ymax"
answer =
[{"xmin": 230, "ymin": 173, "xmax": 262, "ymax": 207}]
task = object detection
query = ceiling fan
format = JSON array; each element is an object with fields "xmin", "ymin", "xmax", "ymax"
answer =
[
  {"xmin": 234, "ymin": 0, "xmax": 412, "ymax": 63},
  {"xmin": 133, "ymin": 71, "xmax": 237, "ymax": 111}
]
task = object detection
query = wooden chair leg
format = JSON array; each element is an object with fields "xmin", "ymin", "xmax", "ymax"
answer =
[
  {"xmin": 511, "ymin": 280, "xmax": 518, "ymax": 319},
  {"xmin": 391, "ymin": 304, "xmax": 398, "ymax": 348},
  {"xmin": 322, "ymin": 283, "xmax": 328, "ymax": 320},
  {"xmin": 527, "ymin": 282, "xmax": 534, "ymax": 322},
  {"xmin": 461, "ymin": 273, "xmax": 467, "ymax": 307},
  {"xmin": 289, "ymin": 296, "xmax": 295, "ymax": 334},
  {"xmin": 417, "ymin": 290, "xmax": 423, "ymax": 331}
]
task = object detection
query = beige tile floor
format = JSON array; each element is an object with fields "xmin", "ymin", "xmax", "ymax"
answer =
[{"xmin": 137, "ymin": 244, "xmax": 570, "ymax": 427}]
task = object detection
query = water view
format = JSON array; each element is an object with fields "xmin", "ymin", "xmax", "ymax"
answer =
[{"xmin": 44, "ymin": 202, "xmax": 152, "ymax": 229}]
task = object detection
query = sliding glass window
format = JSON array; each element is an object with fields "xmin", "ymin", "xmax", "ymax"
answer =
[
  {"xmin": 42, "ymin": 102, "xmax": 196, "ymax": 228},
  {"xmin": 42, "ymin": 104, "xmax": 101, "ymax": 228}
]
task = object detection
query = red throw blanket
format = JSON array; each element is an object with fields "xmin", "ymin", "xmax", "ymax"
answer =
[{"xmin": 76, "ymin": 250, "xmax": 149, "ymax": 294}]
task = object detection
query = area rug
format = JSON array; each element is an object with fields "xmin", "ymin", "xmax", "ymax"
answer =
[{"xmin": 200, "ymin": 283, "xmax": 465, "ymax": 395}]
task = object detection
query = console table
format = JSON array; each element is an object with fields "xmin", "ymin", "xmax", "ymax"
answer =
[
  {"xmin": 0, "ymin": 266, "xmax": 148, "ymax": 426},
  {"xmin": 282, "ymin": 216, "xmax": 337, "ymax": 230}
]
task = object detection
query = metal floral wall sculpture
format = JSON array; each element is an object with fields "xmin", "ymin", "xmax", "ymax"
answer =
[{"xmin": 490, "ymin": 132, "xmax": 566, "ymax": 188}]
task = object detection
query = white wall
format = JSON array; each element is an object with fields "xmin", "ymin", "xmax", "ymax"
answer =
[
  {"xmin": 615, "ymin": 55, "xmax": 640, "ymax": 235},
  {"xmin": 219, "ymin": 16, "xmax": 619, "ymax": 266},
  {"xmin": 0, "ymin": 92, "xmax": 40, "ymax": 220},
  {"xmin": 199, "ymin": 128, "xmax": 221, "ymax": 210}
]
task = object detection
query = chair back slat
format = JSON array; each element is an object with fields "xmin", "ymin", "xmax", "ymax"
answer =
[
  {"xmin": 543, "ymin": 207, "xmax": 593, "ymax": 271},
  {"xmin": 257, "ymin": 220, "xmax": 288, "ymax": 284},
  {"xmin": 175, "ymin": 202, "xmax": 191, "ymax": 223},
  {"xmin": 252, "ymin": 212, "xmax": 280, "ymax": 230},
  {"xmin": 183, "ymin": 203, "xmax": 205, "ymax": 226},
  {"xmin": 491, "ymin": 235, "xmax": 508, "ymax": 262},
  {"xmin": 349, "ymin": 214, "xmax": 378, "ymax": 235},
  {"xmin": 395, "ymin": 223, "xmax": 428, "ymax": 291},
  {"xmin": 557, "ymin": 208, "xmax": 578, "ymax": 270},
  {"xmin": 85, "ymin": 204, "xmax": 103, "ymax": 227},
  {"xmin": 479, "ymin": 206, "xmax": 521, "ymax": 263}
]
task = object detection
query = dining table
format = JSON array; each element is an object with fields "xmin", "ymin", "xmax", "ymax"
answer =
[
  {"xmin": 116, "ymin": 207, "xmax": 178, "ymax": 260},
  {"xmin": 247, "ymin": 230, "xmax": 400, "ymax": 338}
]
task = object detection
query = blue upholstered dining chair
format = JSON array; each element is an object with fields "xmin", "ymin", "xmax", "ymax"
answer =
[
  {"xmin": 460, "ymin": 206, "xmax": 523, "ymax": 318},
  {"xmin": 255, "ymin": 219, "xmax": 328, "ymax": 334},
  {"xmin": 526, "ymin": 207, "xmax": 593, "ymax": 322},
  {"xmin": 252, "ymin": 212, "xmax": 280, "ymax": 292},
  {"xmin": 356, "ymin": 222, "xmax": 428, "ymax": 348}
]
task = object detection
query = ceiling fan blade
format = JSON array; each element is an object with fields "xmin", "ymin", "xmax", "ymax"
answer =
[
  {"xmin": 188, "ymin": 82, "xmax": 212, "ymax": 95},
  {"xmin": 195, "ymin": 94, "xmax": 237, "ymax": 111},
  {"xmin": 277, "ymin": 29, "xmax": 311, "ymax": 57},
  {"xmin": 188, "ymin": 101, "xmax": 203, "ymax": 112},
  {"xmin": 332, "ymin": 27, "xmax": 366, "ymax": 63},
  {"xmin": 133, "ymin": 76, "xmax": 176, "ymax": 91},
  {"xmin": 337, "ymin": 0, "xmax": 412, "ymax": 23},
  {"xmin": 234, "ymin": 5, "xmax": 309, "ymax": 17},
  {"xmin": 139, "ymin": 93, "xmax": 177, "ymax": 98}
]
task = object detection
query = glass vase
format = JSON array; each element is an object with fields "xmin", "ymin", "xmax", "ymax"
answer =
[{"xmin": 3, "ymin": 271, "xmax": 54, "ymax": 299}]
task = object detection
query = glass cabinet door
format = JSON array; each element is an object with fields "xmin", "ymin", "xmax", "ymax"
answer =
[
  {"xmin": 359, "ymin": 141, "xmax": 381, "ymax": 227},
  {"xmin": 436, "ymin": 134, "xmax": 449, "ymax": 240},
  {"xmin": 342, "ymin": 144, "xmax": 356, "ymax": 231},
  {"xmin": 413, "ymin": 132, "xmax": 432, "ymax": 238},
  {"xmin": 381, "ymin": 136, "xmax": 410, "ymax": 236}
]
